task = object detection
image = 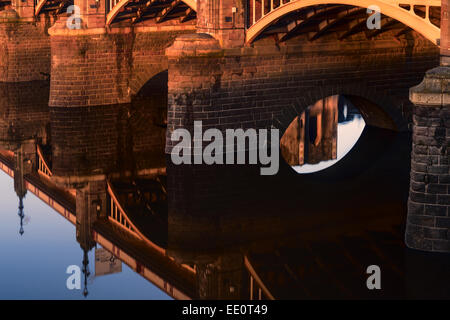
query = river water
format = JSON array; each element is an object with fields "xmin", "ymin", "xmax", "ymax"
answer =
[{"xmin": 0, "ymin": 81, "xmax": 449, "ymax": 300}]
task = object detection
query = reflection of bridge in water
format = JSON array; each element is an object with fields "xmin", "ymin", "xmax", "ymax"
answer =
[
  {"xmin": 0, "ymin": 149, "xmax": 198, "ymax": 299},
  {"xmin": 0, "ymin": 146, "xmax": 284, "ymax": 299},
  {"xmin": 0, "ymin": 146, "xmax": 414, "ymax": 299},
  {"xmin": 0, "ymin": 0, "xmax": 449, "ymax": 298},
  {"xmin": 1, "ymin": 103, "xmax": 450, "ymax": 299},
  {"xmin": 0, "ymin": 81, "xmax": 276, "ymax": 299}
]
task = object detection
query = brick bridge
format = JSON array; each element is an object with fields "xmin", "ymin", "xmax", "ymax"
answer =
[{"xmin": 0, "ymin": 0, "xmax": 449, "ymax": 253}]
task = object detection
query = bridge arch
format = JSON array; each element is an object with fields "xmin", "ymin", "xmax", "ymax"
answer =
[
  {"xmin": 34, "ymin": 0, "xmax": 72, "ymax": 16},
  {"xmin": 246, "ymin": 0, "xmax": 441, "ymax": 45},
  {"xmin": 129, "ymin": 65, "xmax": 168, "ymax": 97},
  {"xmin": 273, "ymin": 82, "xmax": 407, "ymax": 137}
]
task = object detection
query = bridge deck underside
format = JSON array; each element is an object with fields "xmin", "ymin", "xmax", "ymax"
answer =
[
  {"xmin": 35, "ymin": 0, "xmax": 72, "ymax": 16},
  {"xmin": 0, "ymin": 0, "xmax": 10, "ymax": 10},
  {"xmin": 253, "ymin": 4, "xmax": 441, "ymax": 43},
  {"xmin": 108, "ymin": 0, "xmax": 195, "ymax": 26}
]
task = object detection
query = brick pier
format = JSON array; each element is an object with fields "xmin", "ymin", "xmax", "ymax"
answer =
[{"xmin": 0, "ymin": 1, "xmax": 53, "ymax": 82}]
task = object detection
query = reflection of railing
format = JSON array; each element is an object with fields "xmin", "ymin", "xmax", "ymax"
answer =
[
  {"xmin": 34, "ymin": 0, "xmax": 47, "ymax": 16},
  {"xmin": 36, "ymin": 145, "xmax": 52, "ymax": 178},
  {"xmin": 244, "ymin": 256, "xmax": 275, "ymax": 300},
  {"xmin": 0, "ymin": 149, "xmax": 77, "ymax": 224},
  {"xmin": 106, "ymin": 180, "xmax": 196, "ymax": 272},
  {"xmin": 107, "ymin": 181, "xmax": 140, "ymax": 237}
]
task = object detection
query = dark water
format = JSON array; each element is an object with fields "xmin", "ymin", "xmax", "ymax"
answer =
[{"xmin": 0, "ymin": 81, "xmax": 449, "ymax": 300}]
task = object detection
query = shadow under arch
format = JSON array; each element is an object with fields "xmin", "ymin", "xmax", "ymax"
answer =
[
  {"xmin": 274, "ymin": 83, "xmax": 408, "ymax": 138},
  {"xmin": 134, "ymin": 70, "xmax": 168, "ymax": 99},
  {"xmin": 129, "ymin": 64, "xmax": 169, "ymax": 98},
  {"xmin": 276, "ymin": 89, "xmax": 411, "ymax": 182},
  {"xmin": 131, "ymin": 70, "xmax": 169, "ymax": 132}
]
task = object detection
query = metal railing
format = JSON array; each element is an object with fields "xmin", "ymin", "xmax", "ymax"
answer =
[
  {"xmin": 106, "ymin": 0, "xmax": 120, "ymax": 14},
  {"xmin": 107, "ymin": 181, "xmax": 139, "ymax": 235},
  {"xmin": 244, "ymin": 256, "xmax": 275, "ymax": 300},
  {"xmin": 248, "ymin": 0, "xmax": 441, "ymax": 27},
  {"xmin": 246, "ymin": 0, "xmax": 441, "ymax": 43},
  {"xmin": 36, "ymin": 145, "xmax": 52, "ymax": 178},
  {"xmin": 248, "ymin": 0, "xmax": 288, "ymax": 27}
]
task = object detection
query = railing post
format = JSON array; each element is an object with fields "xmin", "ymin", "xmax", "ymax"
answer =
[
  {"xmin": 252, "ymin": 0, "xmax": 255, "ymax": 26},
  {"xmin": 441, "ymin": 0, "xmax": 450, "ymax": 65}
]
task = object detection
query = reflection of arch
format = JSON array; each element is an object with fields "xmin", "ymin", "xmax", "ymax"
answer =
[
  {"xmin": 106, "ymin": 0, "xmax": 197, "ymax": 26},
  {"xmin": 246, "ymin": 0, "xmax": 441, "ymax": 44},
  {"xmin": 244, "ymin": 256, "xmax": 275, "ymax": 300},
  {"xmin": 274, "ymin": 84, "xmax": 406, "ymax": 137}
]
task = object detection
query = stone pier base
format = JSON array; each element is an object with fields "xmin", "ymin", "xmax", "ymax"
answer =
[
  {"xmin": 406, "ymin": 67, "xmax": 450, "ymax": 252},
  {"xmin": 49, "ymin": 21, "xmax": 135, "ymax": 107}
]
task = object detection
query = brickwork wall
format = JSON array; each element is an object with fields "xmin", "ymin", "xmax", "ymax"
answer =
[
  {"xmin": 0, "ymin": 81, "xmax": 50, "ymax": 145},
  {"xmin": 196, "ymin": 0, "xmax": 245, "ymax": 47},
  {"xmin": 166, "ymin": 34, "xmax": 439, "ymax": 153},
  {"xmin": 49, "ymin": 100, "xmax": 166, "ymax": 180},
  {"xmin": 0, "ymin": 20, "xmax": 50, "ymax": 82},
  {"xmin": 406, "ymin": 105, "xmax": 450, "ymax": 252},
  {"xmin": 49, "ymin": 30, "xmax": 190, "ymax": 107}
]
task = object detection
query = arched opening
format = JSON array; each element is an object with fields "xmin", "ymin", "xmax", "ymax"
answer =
[
  {"xmin": 280, "ymin": 94, "xmax": 404, "ymax": 177},
  {"xmin": 281, "ymin": 95, "xmax": 366, "ymax": 173},
  {"xmin": 274, "ymin": 94, "xmax": 413, "ymax": 276},
  {"xmin": 129, "ymin": 70, "xmax": 169, "ymax": 169}
]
